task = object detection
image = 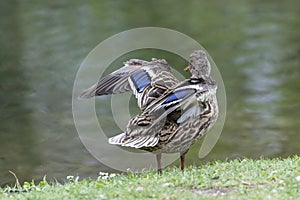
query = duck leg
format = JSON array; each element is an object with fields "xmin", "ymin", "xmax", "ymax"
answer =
[
  {"xmin": 180, "ymin": 154, "xmax": 185, "ymax": 171},
  {"xmin": 156, "ymin": 153, "xmax": 162, "ymax": 174},
  {"xmin": 180, "ymin": 150, "xmax": 189, "ymax": 171}
]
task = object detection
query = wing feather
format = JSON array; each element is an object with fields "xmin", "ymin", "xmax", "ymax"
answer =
[
  {"xmin": 79, "ymin": 58, "xmax": 177, "ymax": 101},
  {"xmin": 137, "ymin": 83, "xmax": 217, "ymax": 136}
]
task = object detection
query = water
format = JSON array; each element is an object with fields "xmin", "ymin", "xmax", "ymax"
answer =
[{"xmin": 0, "ymin": 0, "xmax": 299, "ymax": 186}]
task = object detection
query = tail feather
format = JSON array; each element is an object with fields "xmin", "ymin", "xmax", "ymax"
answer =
[
  {"xmin": 108, "ymin": 133, "xmax": 126, "ymax": 145},
  {"xmin": 108, "ymin": 133, "xmax": 159, "ymax": 148},
  {"xmin": 122, "ymin": 136, "xmax": 159, "ymax": 148}
]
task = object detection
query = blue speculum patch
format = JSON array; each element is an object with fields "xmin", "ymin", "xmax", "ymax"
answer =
[
  {"xmin": 130, "ymin": 70, "xmax": 151, "ymax": 93},
  {"xmin": 163, "ymin": 89, "xmax": 194, "ymax": 104}
]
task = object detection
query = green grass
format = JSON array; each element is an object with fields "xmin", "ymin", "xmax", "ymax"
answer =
[{"xmin": 1, "ymin": 156, "xmax": 300, "ymax": 200}]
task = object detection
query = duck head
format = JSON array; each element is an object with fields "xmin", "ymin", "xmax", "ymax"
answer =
[{"xmin": 185, "ymin": 50, "xmax": 211, "ymax": 80}]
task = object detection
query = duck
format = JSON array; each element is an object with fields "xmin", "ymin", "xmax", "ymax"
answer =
[{"xmin": 79, "ymin": 50, "xmax": 219, "ymax": 174}]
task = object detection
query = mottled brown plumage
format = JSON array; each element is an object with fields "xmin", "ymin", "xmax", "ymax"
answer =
[{"xmin": 80, "ymin": 50, "xmax": 218, "ymax": 173}]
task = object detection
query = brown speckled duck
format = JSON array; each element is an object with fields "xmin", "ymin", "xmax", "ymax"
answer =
[{"xmin": 80, "ymin": 50, "xmax": 218, "ymax": 173}]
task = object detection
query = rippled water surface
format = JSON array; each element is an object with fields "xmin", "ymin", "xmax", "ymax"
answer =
[{"xmin": 0, "ymin": 1, "xmax": 299, "ymax": 185}]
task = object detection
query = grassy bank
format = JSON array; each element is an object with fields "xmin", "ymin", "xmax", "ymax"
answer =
[{"xmin": 1, "ymin": 156, "xmax": 299, "ymax": 200}]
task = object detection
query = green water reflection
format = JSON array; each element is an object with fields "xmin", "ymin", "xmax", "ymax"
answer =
[{"xmin": 0, "ymin": 0, "xmax": 299, "ymax": 185}]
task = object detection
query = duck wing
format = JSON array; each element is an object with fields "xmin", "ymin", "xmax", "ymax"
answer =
[
  {"xmin": 108, "ymin": 82, "xmax": 217, "ymax": 148},
  {"xmin": 137, "ymin": 81, "xmax": 217, "ymax": 135},
  {"xmin": 79, "ymin": 58, "xmax": 179, "ymax": 109}
]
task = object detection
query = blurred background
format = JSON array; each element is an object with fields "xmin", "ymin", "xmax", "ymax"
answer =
[{"xmin": 0, "ymin": 0, "xmax": 299, "ymax": 186}]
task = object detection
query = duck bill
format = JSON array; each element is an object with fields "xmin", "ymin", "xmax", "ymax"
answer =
[{"xmin": 184, "ymin": 66, "xmax": 190, "ymax": 71}]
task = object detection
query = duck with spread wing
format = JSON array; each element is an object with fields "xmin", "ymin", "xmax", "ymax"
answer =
[{"xmin": 79, "ymin": 50, "xmax": 219, "ymax": 173}]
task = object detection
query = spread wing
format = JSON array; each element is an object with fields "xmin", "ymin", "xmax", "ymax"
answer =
[
  {"xmin": 129, "ymin": 69, "xmax": 179, "ymax": 109},
  {"xmin": 79, "ymin": 58, "xmax": 179, "ymax": 109},
  {"xmin": 79, "ymin": 59, "xmax": 150, "ymax": 98}
]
